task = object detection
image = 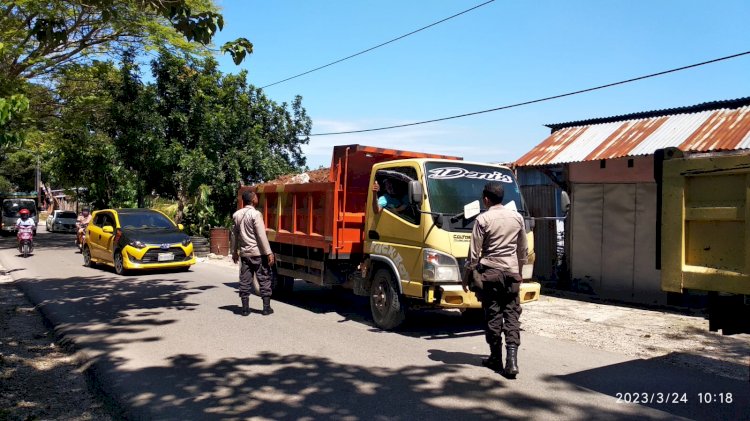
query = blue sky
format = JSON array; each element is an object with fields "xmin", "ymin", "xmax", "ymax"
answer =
[{"xmin": 211, "ymin": 0, "xmax": 750, "ymax": 169}]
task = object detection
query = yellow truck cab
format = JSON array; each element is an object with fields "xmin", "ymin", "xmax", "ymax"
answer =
[
  {"xmin": 363, "ymin": 158, "xmax": 538, "ymax": 328},
  {"xmin": 242, "ymin": 145, "xmax": 539, "ymax": 330}
]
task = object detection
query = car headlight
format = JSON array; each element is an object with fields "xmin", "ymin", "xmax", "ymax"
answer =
[
  {"xmin": 129, "ymin": 240, "xmax": 147, "ymax": 249},
  {"xmin": 181, "ymin": 238, "xmax": 191, "ymax": 247},
  {"xmin": 422, "ymin": 249, "xmax": 460, "ymax": 282}
]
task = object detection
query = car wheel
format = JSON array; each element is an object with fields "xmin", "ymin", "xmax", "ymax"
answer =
[
  {"xmin": 114, "ymin": 250, "xmax": 128, "ymax": 276},
  {"xmin": 369, "ymin": 268, "xmax": 406, "ymax": 330},
  {"xmin": 82, "ymin": 246, "xmax": 95, "ymax": 267}
]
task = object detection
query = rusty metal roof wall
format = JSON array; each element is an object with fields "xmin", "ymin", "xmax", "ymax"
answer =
[{"xmin": 516, "ymin": 103, "xmax": 750, "ymax": 167}]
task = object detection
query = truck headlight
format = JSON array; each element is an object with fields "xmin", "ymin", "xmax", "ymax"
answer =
[{"xmin": 423, "ymin": 249, "xmax": 459, "ymax": 282}]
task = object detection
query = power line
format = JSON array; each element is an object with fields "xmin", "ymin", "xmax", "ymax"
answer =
[
  {"xmin": 260, "ymin": 0, "xmax": 495, "ymax": 89},
  {"xmin": 309, "ymin": 50, "xmax": 750, "ymax": 136}
]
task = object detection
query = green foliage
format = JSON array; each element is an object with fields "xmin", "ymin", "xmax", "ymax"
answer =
[
  {"xmin": 181, "ymin": 184, "xmax": 220, "ymax": 237},
  {"xmin": 0, "ymin": 0, "xmax": 252, "ymax": 81},
  {"xmin": 44, "ymin": 50, "xmax": 312, "ymax": 234},
  {"xmin": 0, "ymin": 150, "xmax": 36, "ymax": 192},
  {"xmin": 0, "ymin": 175, "xmax": 12, "ymax": 193},
  {"xmin": 151, "ymin": 197, "xmax": 179, "ymax": 221},
  {"xmin": 0, "ymin": 94, "xmax": 30, "ymax": 151}
]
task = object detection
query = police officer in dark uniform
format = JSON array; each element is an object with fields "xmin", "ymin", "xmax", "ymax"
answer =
[{"xmin": 463, "ymin": 182, "xmax": 527, "ymax": 378}]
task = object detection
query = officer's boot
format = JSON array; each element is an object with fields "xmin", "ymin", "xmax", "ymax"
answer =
[
  {"xmin": 504, "ymin": 345, "xmax": 519, "ymax": 378},
  {"xmin": 262, "ymin": 297, "xmax": 274, "ymax": 315},
  {"xmin": 481, "ymin": 345, "xmax": 503, "ymax": 372},
  {"xmin": 240, "ymin": 297, "xmax": 250, "ymax": 317}
]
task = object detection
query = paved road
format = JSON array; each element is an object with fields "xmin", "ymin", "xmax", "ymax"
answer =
[{"xmin": 1, "ymin": 227, "xmax": 747, "ymax": 420}]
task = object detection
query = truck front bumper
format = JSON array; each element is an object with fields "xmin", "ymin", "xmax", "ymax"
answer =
[{"xmin": 422, "ymin": 281, "xmax": 541, "ymax": 309}]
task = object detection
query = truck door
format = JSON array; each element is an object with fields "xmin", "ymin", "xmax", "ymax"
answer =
[{"xmin": 367, "ymin": 165, "xmax": 424, "ymax": 288}]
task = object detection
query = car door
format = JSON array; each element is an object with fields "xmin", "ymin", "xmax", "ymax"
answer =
[
  {"xmin": 87, "ymin": 213, "xmax": 106, "ymax": 260},
  {"xmin": 97, "ymin": 212, "xmax": 117, "ymax": 263},
  {"xmin": 88, "ymin": 212, "xmax": 115, "ymax": 261}
]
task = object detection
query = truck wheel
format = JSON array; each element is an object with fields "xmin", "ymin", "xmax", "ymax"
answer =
[{"xmin": 369, "ymin": 268, "xmax": 405, "ymax": 330}]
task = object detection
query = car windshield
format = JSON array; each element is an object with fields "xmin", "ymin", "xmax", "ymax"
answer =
[
  {"xmin": 59, "ymin": 212, "xmax": 77, "ymax": 219},
  {"xmin": 118, "ymin": 211, "xmax": 175, "ymax": 229},
  {"xmin": 425, "ymin": 162, "xmax": 525, "ymax": 215}
]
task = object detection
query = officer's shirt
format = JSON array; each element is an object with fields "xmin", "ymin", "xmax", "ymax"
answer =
[{"xmin": 468, "ymin": 204, "xmax": 528, "ymax": 275}]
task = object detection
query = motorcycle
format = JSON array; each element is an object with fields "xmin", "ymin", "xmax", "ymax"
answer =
[
  {"xmin": 17, "ymin": 225, "xmax": 34, "ymax": 258},
  {"xmin": 75, "ymin": 223, "xmax": 88, "ymax": 253}
]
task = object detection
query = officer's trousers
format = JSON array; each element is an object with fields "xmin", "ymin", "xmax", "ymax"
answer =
[
  {"xmin": 479, "ymin": 267, "xmax": 522, "ymax": 350},
  {"xmin": 239, "ymin": 255, "xmax": 273, "ymax": 299}
]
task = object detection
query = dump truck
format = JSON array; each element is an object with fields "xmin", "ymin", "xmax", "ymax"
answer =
[
  {"xmin": 657, "ymin": 147, "xmax": 750, "ymax": 335},
  {"xmin": 238, "ymin": 144, "xmax": 540, "ymax": 329}
]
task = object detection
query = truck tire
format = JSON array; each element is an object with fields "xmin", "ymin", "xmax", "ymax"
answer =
[{"xmin": 369, "ymin": 268, "xmax": 406, "ymax": 330}]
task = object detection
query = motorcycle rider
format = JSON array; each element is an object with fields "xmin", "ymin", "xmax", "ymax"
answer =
[
  {"xmin": 76, "ymin": 207, "xmax": 92, "ymax": 246},
  {"xmin": 16, "ymin": 208, "xmax": 35, "ymax": 230},
  {"xmin": 15, "ymin": 208, "xmax": 35, "ymax": 246}
]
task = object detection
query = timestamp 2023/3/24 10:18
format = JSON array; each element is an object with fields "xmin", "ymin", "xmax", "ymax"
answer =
[{"xmin": 615, "ymin": 392, "xmax": 734, "ymax": 404}]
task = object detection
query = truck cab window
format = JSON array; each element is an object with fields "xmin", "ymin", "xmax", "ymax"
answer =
[{"xmin": 376, "ymin": 166, "xmax": 419, "ymax": 224}]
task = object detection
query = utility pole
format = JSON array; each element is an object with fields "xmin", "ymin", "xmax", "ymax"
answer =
[{"xmin": 36, "ymin": 156, "xmax": 41, "ymax": 210}]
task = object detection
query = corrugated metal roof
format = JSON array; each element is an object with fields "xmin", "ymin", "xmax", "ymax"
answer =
[{"xmin": 517, "ymin": 98, "xmax": 750, "ymax": 167}]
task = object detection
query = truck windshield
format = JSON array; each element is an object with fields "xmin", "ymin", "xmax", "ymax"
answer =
[
  {"xmin": 2, "ymin": 200, "xmax": 37, "ymax": 217},
  {"xmin": 424, "ymin": 162, "xmax": 525, "ymax": 215}
]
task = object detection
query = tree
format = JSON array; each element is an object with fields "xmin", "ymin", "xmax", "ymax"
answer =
[
  {"xmin": 0, "ymin": 0, "xmax": 252, "ymax": 83},
  {"xmin": 0, "ymin": 149, "xmax": 36, "ymax": 192},
  {"xmin": 150, "ymin": 51, "xmax": 312, "ymax": 223},
  {"xmin": 0, "ymin": 0, "xmax": 252, "ymax": 155},
  {"xmin": 46, "ymin": 60, "xmax": 138, "ymax": 208},
  {"xmin": 108, "ymin": 50, "xmax": 166, "ymax": 208}
]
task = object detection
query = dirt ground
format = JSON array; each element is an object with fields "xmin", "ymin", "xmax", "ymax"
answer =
[
  {"xmin": 0, "ymin": 274, "xmax": 112, "ymax": 420},
  {"xmin": 1, "ymin": 258, "xmax": 748, "ymax": 419}
]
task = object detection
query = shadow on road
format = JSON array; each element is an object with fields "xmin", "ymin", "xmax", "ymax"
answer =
[
  {"xmin": 549, "ymin": 353, "xmax": 750, "ymax": 421},
  {"xmin": 84, "ymin": 350, "xmax": 681, "ymax": 420},
  {"xmin": 222, "ymin": 280, "xmax": 486, "ymax": 340},
  {"xmin": 5, "ymin": 258, "xmax": 739, "ymax": 420},
  {"xmin": 0, "ymin": 229, "xmax": 77, "ymax": 251}
]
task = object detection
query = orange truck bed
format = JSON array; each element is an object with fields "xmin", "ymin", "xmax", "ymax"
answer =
[{"xmin": 237, "ymin": 144, "xmax": 461, "ymax": 258}]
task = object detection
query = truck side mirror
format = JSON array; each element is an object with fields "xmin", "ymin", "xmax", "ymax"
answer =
[
  {"xmin": 408, "ymin": 180, "xmax": 423, "ymax": 206},
  {"xmin": 560, "ymin": 190, "xmax": 571, "ymax": 216}
]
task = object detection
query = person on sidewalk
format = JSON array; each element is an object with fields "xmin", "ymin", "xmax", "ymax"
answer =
[
  {"xmin": 231, "ymin": 191, "xmax": 276, "ymax": 316},
  {"xmin": 463, "ymin": 182, "xmax": 527, "ymax": 378}
]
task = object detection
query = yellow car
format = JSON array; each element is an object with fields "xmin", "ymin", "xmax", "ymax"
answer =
[{"xmin": 83, "ymin": 208, "xmax": 196, "ymax": 275}]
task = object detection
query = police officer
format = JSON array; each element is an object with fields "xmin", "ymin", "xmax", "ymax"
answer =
[
  {"xmin": 231, "ymin": 191, "xmax": 275, "ymax": 316},
  {"xmin": 463, "ymin": 182, "xmax": 527, "ymax": 378}
]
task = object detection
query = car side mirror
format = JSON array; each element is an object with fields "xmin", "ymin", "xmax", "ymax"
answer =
[
  {"xmin": 408, "ymin": 180, "xmax": 423, "ymax": 206},
  {"xmin": 102, "ymin": 225, "xmax": 114, "ymax": 233},
  {"xmin": 178, "ymin": 223, "xmax": 184, "ymax": 231}
]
